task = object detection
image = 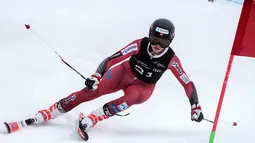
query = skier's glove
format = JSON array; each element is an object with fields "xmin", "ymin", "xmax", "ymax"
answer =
[
  {"xmin": 191, "ymin": 103, "xmax": 204, "ymax": 122},
  {"xmin": 85, "ymin": 73, "xmax": 101, "ymax": 91}
]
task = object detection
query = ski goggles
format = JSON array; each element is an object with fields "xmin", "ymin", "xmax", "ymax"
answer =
[{"xmin": 149, "ymin": 35, "xmax": 171, "ymax": 48}]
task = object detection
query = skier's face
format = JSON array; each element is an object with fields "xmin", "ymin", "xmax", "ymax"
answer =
[{"xmin": 151, "ymin": 44, "xmax": 164, "ymax": 54}]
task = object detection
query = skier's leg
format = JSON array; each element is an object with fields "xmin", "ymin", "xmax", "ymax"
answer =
[
  {"xmin": 30, "ymin": 63, "xmax": 129, "ymax": 125},
  {"xmin": 80, "ymin": 82, "xmax": 155, "ymax": 129}
]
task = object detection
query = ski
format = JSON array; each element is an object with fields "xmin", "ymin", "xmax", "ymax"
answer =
[
  {"xmin": 4, "ymin": 122, "xmax": 14, "ymax": 133},
  {"xmin": 77, "ymin": 112, "xmax": 89, "ymax": 141},
  {"xmin": 77, "ymin": 125, "xmax": 89, "ymax": 141},
  {"xmin": 4, "ymin": 114, "xmax": 89, "ymax": 141},
  {"xmin": 3, "ymin": 118, "xmax": 35, "ymax": 134}
]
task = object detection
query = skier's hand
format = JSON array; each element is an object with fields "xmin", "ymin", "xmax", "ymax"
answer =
[
  {"xmin": 191, "ymin": 103, "xmax": 204, "ymax": 122},
  {"xmin": 85, "ymin": 73, "xmax": 101, "ymax": 91}
]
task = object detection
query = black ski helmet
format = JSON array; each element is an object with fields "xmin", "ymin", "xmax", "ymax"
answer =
[{"xmin": 149, "ymin": 18, "xmax": 175, "ymax": 48}]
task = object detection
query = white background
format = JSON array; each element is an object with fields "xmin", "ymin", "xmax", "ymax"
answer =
[{"xmin": 1, "ymin": 0, "xmax": 253, "ymax": 143}]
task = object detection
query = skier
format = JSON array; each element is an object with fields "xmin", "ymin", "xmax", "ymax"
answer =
[{"xmin": 4, "ymin": 18, "xmax": 204, "ymax": 140}]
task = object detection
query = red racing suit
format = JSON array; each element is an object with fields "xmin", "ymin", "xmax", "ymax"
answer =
[{"xmin": 58, "ymin": 37, "xmax": 199, "ymax": 116}]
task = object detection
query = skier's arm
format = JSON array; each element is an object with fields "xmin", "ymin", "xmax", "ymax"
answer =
[
  {"xmin": 168, "ymin": 54, "xmax": 199, "ymax": 105},
  {"xmin": 95, "ymin": 39, "xmax": 141, "ymax": 76}
]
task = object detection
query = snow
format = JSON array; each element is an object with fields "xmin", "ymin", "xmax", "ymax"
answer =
[{"xmin": 1, "ymin": 0, "xmax": 253, "ymax": 143}]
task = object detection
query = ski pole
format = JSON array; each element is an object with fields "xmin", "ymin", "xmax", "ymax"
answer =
[
  {"xmin": 203, "ymin": 118, "xmax": 237, "ymax": 126},
  {"xmin": 25, "ymin": 24, "xmax": 129, "ymax": 117},
  {"xmin": 25, "ymin": 24, "xmax": 87, "ymax": 80}
]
